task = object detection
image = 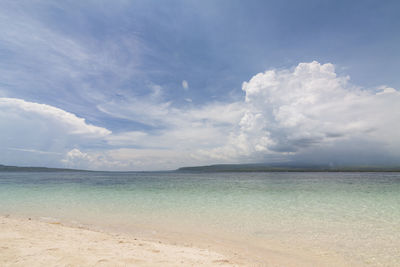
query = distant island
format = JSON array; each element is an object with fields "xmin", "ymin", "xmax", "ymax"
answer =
[
  {"xmin": 177, "ymin": 163, "xmax": 400, "ymax": 172},
  {"xmin": 2, "ymin": 163, "xmax": 400, "ymax": 172},
  {"xmin": 0, "ymin": 164, "xmax": 89, "ymax": 172}
]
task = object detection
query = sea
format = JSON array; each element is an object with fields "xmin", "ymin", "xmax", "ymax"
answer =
[{"xmin": 0, "ymin": 171, "xmax": 399, "ymax": 266}]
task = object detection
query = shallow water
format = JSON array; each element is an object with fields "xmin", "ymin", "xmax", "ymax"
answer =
[{"xmin": 1, "ymin": 171, "xmax": 399, "ymax": 265}]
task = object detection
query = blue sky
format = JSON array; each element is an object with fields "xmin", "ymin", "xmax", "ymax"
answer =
[{"xmin": 0, "ymin": 0, "xmax": 399, "ymax": 170}]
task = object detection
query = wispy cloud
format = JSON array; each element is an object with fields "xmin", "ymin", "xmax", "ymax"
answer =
[
  {"xmin": 1, "ymin": 60, "xmax": 399, "ymax": 170},
  {"xmin": 0, "ymin": 1, "xmax": 144, "ymax": 112},
  {"xmin": 7, "ymin": 148, "xmax": 62, "ymax": 155}
]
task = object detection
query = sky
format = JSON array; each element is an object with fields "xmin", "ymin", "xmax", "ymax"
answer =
[{"xmin": 0, "ymin": 0, "xmax": 399, "ymax": 170}]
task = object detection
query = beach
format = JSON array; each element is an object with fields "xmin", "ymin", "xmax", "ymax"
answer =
[
  {"xmin": 0, "ymin": 215, "xmax": 239, "ymax": 266},
  {"xmin": 0, "ymin": 215, "xmax": 352, "ymax": 267}
]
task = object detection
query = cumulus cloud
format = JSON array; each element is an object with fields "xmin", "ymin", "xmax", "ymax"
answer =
[
  {"xmin": 225, "ymin": 61, "xmax": 400, "ymax": 163},
  {"xmin": 0, "ymin": 98, "xmax": 110, "ymax": 166}
]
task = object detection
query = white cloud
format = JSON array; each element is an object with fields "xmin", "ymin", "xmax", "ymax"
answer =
[
  {"xmin": 101, "ymin": 99, "xmax": 244, "ymax": 161},
  {"xmin": 98, "ymin": 88, "xmax": 244, "ymax": 132},
  {"xmin": 228, "ymin": 61, "xmax": 400, "ymax": 162},
  {"xmin": 182, "ymin": 80, "xmax": 189, "ymax": 90},
  {"xmin": 62, "ymin": 148, "xmax": 204, "ymax": 171},
  {"xmin": 62, "ymin": 148, "xmax": 130, "ymax": 170},
  {"xmin": 7, "ymin": 148, "xmax": 62, "ymax": 155},
  {"xmin": 0, "ymin": 97, "xmax": 111, "ymax": 167},
  {"xmin": 0, "ymin": 98, "xmax": 110, "ymax": 137},
  {"xmin": 2, "ymin": 62, "xmax": 399, "ymax": 171},
  {"xmin": 83, "ymin": 61, "xmax": 400, "ymax": 170}
]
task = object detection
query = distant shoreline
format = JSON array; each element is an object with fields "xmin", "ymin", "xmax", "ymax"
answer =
[
  {"xmin": 177, "ymin": 164, "xmax": 400, "ymax": 173},
  {"xmin": 0, "ymin": 164, "xmax": 90, "ymax": 172},
  {"xmin": 1, "ymin": 163, "xmax": 400, "ymax": 172}
]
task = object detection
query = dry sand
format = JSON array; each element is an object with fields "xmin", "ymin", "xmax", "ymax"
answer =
[
  {"xmin": 0, "ymin": 215, "xmax": 351, "ymax": 266},
  {"xmin": 0, "ymin": 216, "xmax": 239, "ymax": 266}
]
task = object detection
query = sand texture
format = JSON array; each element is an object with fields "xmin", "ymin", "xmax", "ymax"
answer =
[{"xmin": 0, "ymin": 216, "xmax": 238, "ymax": 266}]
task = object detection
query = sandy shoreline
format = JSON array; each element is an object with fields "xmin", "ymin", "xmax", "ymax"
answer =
[
  {"xmin": 0, "ymin": 215, "xmax": 353, "ymax": 267},
  {"xmin": 0, "ymin": 216, "xmax": 240, "ymax": 266}
]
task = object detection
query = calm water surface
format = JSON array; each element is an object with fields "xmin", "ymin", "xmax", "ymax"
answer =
[{"xmin": 0, "ymin": 171, "xmax": 399, "ymax": 265}]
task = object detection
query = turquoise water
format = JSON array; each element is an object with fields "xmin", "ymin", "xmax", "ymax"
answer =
[{"xmin": 1, "ymin": 171, "xmax": 399, "ymax": 265}]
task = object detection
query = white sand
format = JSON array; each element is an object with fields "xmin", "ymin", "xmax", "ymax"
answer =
[
  {"xmin": 0, "ymin": 216, "xmax": 238, "ymax": 266},
  {"xmin": 0, "ymin": 215, "xmax": 352, "ymax": 266}
]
